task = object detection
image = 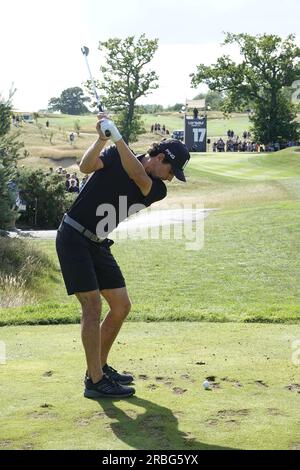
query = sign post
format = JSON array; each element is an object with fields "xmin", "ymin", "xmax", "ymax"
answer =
[{"xmin": 184, "ymin": 116, "xmax": 207, "ymax": 152}]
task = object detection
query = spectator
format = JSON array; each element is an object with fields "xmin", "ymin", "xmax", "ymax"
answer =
[
  {"xmin": 226, "ymin": 139, "xmax": 233, "ymax": 152},
  {"xmin": 65, "ymin": 173, "xmax": 71, "ymax": 191},
  {"xmin": 71, "ymin": 172, "xmax": 79, "ymax": 186},
  {"xmin": 68, "ymin": 179, "xmax": 79, "ymax": 193},
  {"xmin": 217, "ymin": 138, "xmax": 225, "ymax": 152}
]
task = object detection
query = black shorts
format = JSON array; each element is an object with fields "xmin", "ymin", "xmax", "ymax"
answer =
[{"xmin": 56, "ymin": 222, "xmax": 125, "ymax": 295}]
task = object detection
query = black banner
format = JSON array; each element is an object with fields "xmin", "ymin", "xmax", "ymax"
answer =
[{"xmin": 184, "ymin": 117, "xmax": 207, "ymax": 152}]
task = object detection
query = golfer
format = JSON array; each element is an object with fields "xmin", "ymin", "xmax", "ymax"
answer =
[{"xmin": 56, "ymin": 115, "xmax": 190, "ymax": 399}]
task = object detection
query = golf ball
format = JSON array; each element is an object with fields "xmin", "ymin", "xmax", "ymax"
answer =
[{"xmin": 203, "ymin": 380, "xmax": 211, "ymax": 390}]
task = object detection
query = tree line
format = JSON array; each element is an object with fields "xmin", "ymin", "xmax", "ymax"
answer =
[{"xmin": 47, "ymin": 32, "xmax": 300, "ymax": 146}]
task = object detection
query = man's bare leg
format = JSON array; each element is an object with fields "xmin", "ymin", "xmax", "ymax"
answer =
[
  {"xmin": 75, "ymin": 289, "xmax": 103, "ymax": 384},
  {"xmin": 100, "ymin": 287, "xmax": 131, "ymax": 365}
]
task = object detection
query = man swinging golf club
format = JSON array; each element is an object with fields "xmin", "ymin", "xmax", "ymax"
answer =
[{"xmin": 56, "ymin": 115, "xmax": 190, "ymax": 399}]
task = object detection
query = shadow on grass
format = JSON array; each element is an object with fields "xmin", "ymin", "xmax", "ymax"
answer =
[{"xmin": 96, "ymin": 396, "xmax": 235, "ymax": 450}]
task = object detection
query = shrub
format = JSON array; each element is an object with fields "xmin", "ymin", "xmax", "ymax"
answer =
[{"xmin": 17, "ymin": 169, "xmax": 75, "ymax": 229}]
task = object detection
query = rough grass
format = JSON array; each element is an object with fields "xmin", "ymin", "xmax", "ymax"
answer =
[
  {"xmin": 12, "ymin": 112, "xmax": 253, "ymax": 167},
  {"xmin": 0, "ymin": 238, "xmax": 57, "ymax": 308},
  {"xmin": 0, "ymin": 322, "xmax": 299, "ymax": 450}
]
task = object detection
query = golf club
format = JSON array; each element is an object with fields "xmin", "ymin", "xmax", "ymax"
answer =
[{"xmin": 81, "ymin": 46, "xmax": 111, "ymax": 137}]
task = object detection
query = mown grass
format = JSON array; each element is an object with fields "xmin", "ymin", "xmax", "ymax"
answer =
[
  {"xmin": 1, "ymin": 122, "xmax": 300, "ymax": 451},
  {"xmin": 1, "ymin": 146, "xmax": 299, "ymax": 325},
  {"xmin": 163, "ymin": 147, "xmax": 300, "ymax": 210},
  {"xmin": 1, "ymin": 199, "xmax": 299, "ymax": 325},
  {"xmin": 0, "ymin": 322, "xmax": 299, "ymax": 450}
]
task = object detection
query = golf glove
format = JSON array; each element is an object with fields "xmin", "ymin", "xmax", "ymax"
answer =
[{"xmin": 100, "ymin": 119, "xmax": 122, "ymax": 143}]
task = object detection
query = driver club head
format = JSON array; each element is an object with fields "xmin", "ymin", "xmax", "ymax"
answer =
[{"xmin": 81, "ymin": 46, "xmax": 89, "ymax": 57}]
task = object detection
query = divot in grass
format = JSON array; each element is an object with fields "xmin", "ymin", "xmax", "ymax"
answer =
[{"xmin": 285, "ymin": 383, "xmax": 300, "ymax": 393}]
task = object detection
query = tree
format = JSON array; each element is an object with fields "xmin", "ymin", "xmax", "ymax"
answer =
[
  {"xmin": 74, "ymin": 119, "xmax": 81, "ymax": 136},
  {"xmin": 0, "ymin": 101, "xmax": 12, "ymax": 137},
  {"xmin": 191, "ymin": 33, "xmax": 300, "ymax": 144},
  {"xmin": 48, "ymin": 87, "xmax": 90, "ymax": 115},
  {"xmin": 0, "ymin": 94, "xmax": 23, "ymax": 230},
  {"xmin": 193, "ymin": 90, "xmax": 226, "ymax": 111},
  {"xmin": 165, "ymin": 103, "xmax": 185, "ymax": 112},
  {"xmin": 137, "ymin": 104, "xmax": 164, "ymax": 114},
  {"xmin": 48, "ymin": 97, "xmax": 61, "ymax": 112},
  {"xmin": 88, "ymin": 34, "xmax": 159, "ymax": 143}
]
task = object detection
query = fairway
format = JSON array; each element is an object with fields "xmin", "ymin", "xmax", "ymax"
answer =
[
  {"xmin": 188, "ymin": 148, "xmax": 300, "ymax": 180},
  {"xmin": 0, "ymin": 322, "xmax": 299, "ymax": 450}
]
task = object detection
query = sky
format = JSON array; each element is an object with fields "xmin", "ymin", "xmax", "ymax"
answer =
[{"xmin": 1, "ymin": 0, "xmax": 299, "ymax": 111}]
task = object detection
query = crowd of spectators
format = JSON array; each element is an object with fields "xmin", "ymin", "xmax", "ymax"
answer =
[
  {"xmin": 150, "ymin": 123, "xmax": 170, "ymax": 135},
  {"xmin": 211, "ymin": 130, "xmax": 300, "ymax": 153},
  {"xmin": 55, "ymin": 166, "xmax": 89, "ymax": 193},
  {"xmin": 212, "ymin": 135, "xmax": 262, "ymax": 152}
]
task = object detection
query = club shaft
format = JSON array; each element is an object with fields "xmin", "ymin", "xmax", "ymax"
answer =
[{"xmin": 83, "ymin": 54, "xmax": 103, "ymax": 112}]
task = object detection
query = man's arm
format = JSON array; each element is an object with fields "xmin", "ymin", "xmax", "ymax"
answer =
[
  {"xmin": 115, "ymin": 140, "xmax": 152, "ymax": 196},
  {"xmin": 100, "ymin": 119, "xmax": 152, "ymax": 196},
  {"xmin": 79, "ymin": 115, "xmax": 110, "ymax": 174},
  {"xmin": 79, "ymin": 138, "xmax": 107, "ymax": 174}
]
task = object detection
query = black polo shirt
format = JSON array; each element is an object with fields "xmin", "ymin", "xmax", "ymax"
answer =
[{"xmin": 67, "ymin": 145, "xmax": 167, "ymax": 237}]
